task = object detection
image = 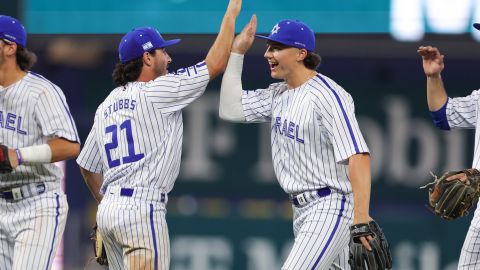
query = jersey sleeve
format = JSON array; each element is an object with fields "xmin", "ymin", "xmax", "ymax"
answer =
[
  {"xmin": 77, "ymin": 117, "xmax": 103, "ymax": 173},
  {"xmin": 446, "ymin": 89, "xmax": 480, "ymax": 129},
  {"xmin": 241, "ymin": 84, "xmax": 276, "ymax": 123},
  {"xmin": 34, "ymin": 84, "xmax": 80, "ymax": 142},
  {"xmin": 314, "ymin": 77, "xmax": 369, "ymax": 164},
  {"xmin": 142, "ymin": 61, "xmax": 210, "ymax": 113}
]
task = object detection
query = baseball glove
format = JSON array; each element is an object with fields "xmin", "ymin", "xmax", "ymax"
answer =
[
  {"xmin": 90, "ymin": 224, "xmax": 108, "ymax": 266},
  {"xmin": 0, "ymin": 144, "xmax": 13, "ymax": 174},
  {"xmin": 349, "ymin": 220, "xmax": 393, "ymax": 270},
  {"xmin": 421, "ymin": 169, "xmax": 480, "ymax": 220}
]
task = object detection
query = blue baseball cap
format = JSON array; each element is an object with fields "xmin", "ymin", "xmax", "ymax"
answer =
[
  {"xmin": 474, "ymin": 23, "xmax": 480, "ymax": 31},
  {"xmin": 0, "ymin": 15, "xmax": 26, "ymax": 47},
  {"xmin": 256, "ymin": 20, "xmax": 315, "ymax": 52},
  {"xmin": 119, "ymin": 26, "xmax": 181, "ymax": 63}
]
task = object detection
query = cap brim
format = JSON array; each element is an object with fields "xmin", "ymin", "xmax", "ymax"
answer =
[
  {"xmin": 255, "ymin": 34, "xmax": 287, "ymax": 45},
  {"xmin": 161, "ymin": 39, "xmax": 181, "ymax": 48},
  {"xmin": 474, "ymin": 23, "xmax": 480, "ymax": 31}
]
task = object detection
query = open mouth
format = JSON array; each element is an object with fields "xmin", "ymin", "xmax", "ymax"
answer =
[{"xmin": 269, "ymin": 62, "xmax": 279, "ymax": 70}]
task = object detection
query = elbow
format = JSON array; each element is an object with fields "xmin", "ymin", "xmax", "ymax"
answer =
[
  {"xmin": 430, "ymin": 101, "xmax": 450, "ymax": 130},
  {"xmin": 206, "ymin": 60, "xmax": 227, "ymax": 79},
  {"xmin": 219, "ymin": 108, "xmax": 245, "ymax": 123}
]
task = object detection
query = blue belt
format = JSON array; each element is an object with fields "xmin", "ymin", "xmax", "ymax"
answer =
[
  {"xmin": 291, "ymin": 187, "xmax": 331, "ymax": 207},
  {"xmin": 0, "ymin": 183, "xmax": 46, "ymax": 201},
  {"xmin": 120, "ymin": 188, "xmax": 166, "ymax": 203}
]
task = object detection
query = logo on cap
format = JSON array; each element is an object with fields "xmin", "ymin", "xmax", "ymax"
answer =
[
  {"xmin": 271, "ymin": 24, "xmax": 280, "ymax": 35},
  {"xmin": 142, "ymin": 42, "xmax": 153, "ymax": 51}
]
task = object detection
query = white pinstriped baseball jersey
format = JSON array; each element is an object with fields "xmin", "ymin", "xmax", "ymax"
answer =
[
  {"xmin": 242, "ymin": 73, "xmax": 369, "ymax": 195},
  {"xmin": 443, "ymin": 90, "xmax": 480, "ymax": 268},
  {"xmin": 0, "ymin": 72, "xmax": 77, "ymax": 270},
  {"xmin": 0, "ymin": 72, "xmax": 79, "ymax": 187},
  {"xmin": 77, "ymin": 61, "xmax": 209, "ymax": 196}
]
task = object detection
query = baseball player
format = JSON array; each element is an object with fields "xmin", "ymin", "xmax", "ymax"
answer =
[
  {"xmin": 0, "ymin": 15, "xmax": 80, "ymax": 270},
  {"xmin": 219, "ymin": 19, "xmax": 384, "ymax": 269},
  {"xmin": 76, "ymin": 1, "xmax": 245, "ymax": 269},
  {"xmin": 418, "ymin": 23, "xmax": 480, "ymax": 269}
]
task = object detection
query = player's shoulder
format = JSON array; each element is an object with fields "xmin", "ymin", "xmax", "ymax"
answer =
[
  {"xmin": 24, "ymin": 72, "xmax": 64, "ymax": 95},
  {"xmin": 308, "ymin": 73, "xmax": 353, "ymax": 103}
]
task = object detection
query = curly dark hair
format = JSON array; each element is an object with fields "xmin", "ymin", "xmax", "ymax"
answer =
[
  {"xmin": 303, "ymin": 52, "xmax": 321, "ymax": 70},
  {"xmin": 112, "ymin": 50, "xmax": 158, "ymax": 87},
  {"xmin": 16, "ymin": 46, "xmax": 37, "ymax": 71}
]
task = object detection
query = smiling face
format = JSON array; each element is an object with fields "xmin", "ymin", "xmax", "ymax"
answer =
[
  {"xmin": 150, "ymin": 48, "xmax": 172, "ymax": 77},
  {"xmin": 264, "ymin": 41, "xmax": 307, "ymax": 80}
]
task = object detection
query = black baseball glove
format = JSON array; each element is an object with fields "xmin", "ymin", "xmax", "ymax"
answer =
[
  {"xmin": 349, "ymin": 220, "xmax": 392, "ymax": 270},
  {"xmin": 90, "ymin": 224, "xmax": 108, "ymax": 266},
  {"xmin": 0, "ymin": 144, "xmax": 13, "ymax": 174},
  {"xmin": 421, "ymin": 169, "xmax": 480, "ymax": 220}
]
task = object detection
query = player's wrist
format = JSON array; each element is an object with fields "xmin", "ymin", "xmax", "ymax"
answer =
[{"xmin": 18, "ymin": 144, "xmax": 52, "ymax": 164}]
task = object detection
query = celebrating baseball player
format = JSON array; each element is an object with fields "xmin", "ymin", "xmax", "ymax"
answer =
[
  {"xmin": 76, "ymin": 0, "xmax": 246, "ymax": 269},
  {"xmin": 0, "ymin": 15, "xmax": 80, "ymax": 270},
  {"xmin": 418, "ymin": 23, "xmax": 480, "ymax": 269},
  {"xmin": 219, "ymin": 18, "xmax": 392, "ymax": 269}
]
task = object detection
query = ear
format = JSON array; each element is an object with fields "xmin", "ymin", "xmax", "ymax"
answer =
[
  {"xmin": 296, "ymin": 49, "xmax": 308, "ymax": 61},
  {"xmin": 142, "ymin": 51, "xmax": 152, "ymax": 66},
  {"xmin": 4, "ymin": 43, "xmax": 18, "ymax": 57}
]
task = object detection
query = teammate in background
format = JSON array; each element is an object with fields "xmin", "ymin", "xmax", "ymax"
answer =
[
  {"xmin": 76, "ymin": 1, "xmax": 246, "ymax": 268},
  {"xmin": 219, "ymin": 19, "xmax": 386, "ymax": 269},
  {"xmin": 418, "ymin": 24, "xmax": 480, "ymax": 269},
  {"xmin": 0, "ymin": 15, "xmax": 80, "ymax": 269}
]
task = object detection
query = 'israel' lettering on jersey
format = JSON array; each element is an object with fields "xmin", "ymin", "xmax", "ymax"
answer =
[
  {"xmin": 273, "ymin": 116, "xmax": 304, "ymax": 143},
  {"xmin": 242, "ymin": 73, "xmax": 369, "ymax": 194},
  {"xmin": 0, "ymin": 111, "xmax": 27, "ymax": 135}
]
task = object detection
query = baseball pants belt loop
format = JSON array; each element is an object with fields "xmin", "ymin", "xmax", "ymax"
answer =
[
  {"xmin": 0, "ymin": 182, "xmax": 47, "ymax": 201},
  {"xmin": 291, "ymin": 187, "xmax": 331, "ymax": 207},
  {"xmin": 120, "ymin": 187, "xmax": 166, "ymax": 203}
]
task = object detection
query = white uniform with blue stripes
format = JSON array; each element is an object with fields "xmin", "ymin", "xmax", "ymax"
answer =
[
  {"xmin": 438, "ymin": 91, "xmax": 480, "ymax": 269},
  {"xmin": 0, "ymin": 72, "xmax": 79, "ymax": 270},
  {"xmin": 242, "ymin": 73, "xmax": 368, "ymax": 269},
  {"xmin": 77, "ymin": 61, "xmax": 209, "ymax": 270}
]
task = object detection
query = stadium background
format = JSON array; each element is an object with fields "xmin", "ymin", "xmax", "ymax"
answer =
[{"xmin": 3, "ymin": 0, "xmax": 480, "ymax": 269}]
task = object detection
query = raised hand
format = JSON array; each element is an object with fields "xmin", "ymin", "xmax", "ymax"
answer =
[
  {"xmin": 226, "ymin": 0, "xmax": 242, "ymax": 18},
  {"xmin": 418, "ymin": 46, "xmax": 445, "ymax": 77},
  {"xmin": 232, "ymin": 14, "xmax": 257, "ymax": 54}
]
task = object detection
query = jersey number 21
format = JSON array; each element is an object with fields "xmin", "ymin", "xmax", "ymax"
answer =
[{"xmin": 104, "ymin": 119, "xmax": 144, "ymax": 168}]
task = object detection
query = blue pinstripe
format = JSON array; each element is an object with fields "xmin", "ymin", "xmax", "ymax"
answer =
[
  {"xmin": 310, "ymin": 195, "xmax": 346, "ymax": 270},
  {"xmin": 45, "ymin": 193, "xmax": 60, "ymax": 270},
  {"xmin": 150, "ymin": 203, "xmax": 158, "ymax": 270},
  {"xmin": 315, "ymin": 74, "xmax": 359, "ymax": 153}
]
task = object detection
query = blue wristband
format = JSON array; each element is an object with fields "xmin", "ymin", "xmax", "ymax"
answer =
[{"xmin": 15, "ymin": 149, "xmax": 23, "ymax": 166}]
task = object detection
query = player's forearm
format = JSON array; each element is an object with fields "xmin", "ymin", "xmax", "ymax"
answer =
[
  {"xmin": 427, "ymin": 74, "xmax": 448, "ymax": 111},
  {"xmin": 205, "ymin": 12, "xmax": 238, "ymax": 79},
  {"xmin": 348, "ymin": 153, "xmax": 372, "ymax": 223},
  {"xmin": 48, "ymin": 137, "xmax": 80, "ymax": 162},
  {"xmin": 80, "ymin": 167, "xmax": 104, "ymax": 203},
  {"xmin": 219, "ymin": 53, "xmax": 246, "ymax": 122}
]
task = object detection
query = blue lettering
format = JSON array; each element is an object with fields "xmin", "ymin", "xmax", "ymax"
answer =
[
  {"xmin": 108, "ymin": 104, "xmax": 113, "ymax": 114},
  {"xmin": 104, "ymin": 110, "xmax": 108, "ymax": 119},
  {"xmin": 124, "ymin": 99, "xmax": 130, "ymax": 109},
  {"xmin": 287, "ymin": 122, "xmax": 295, "ymax": 139},
  {"xmin": 113, "ymin": 102, "xmax": 119, "ymax": 112},
  {"xmin": 17, "ymin": 116, "xmax": 27, "ymax": 135},
  {"xmin": 0, "ymin": 111, "xmax": 3, "ymax": 128},
  {"xmin": 119, "ymin": 99, "xmax": 123, "ymax": 110},
  {"xmin": 6, "ymin": 113, "xmax": 16, "ymax": 131},
  {"xmin": 296, "ymin": 125, "xmax": 304, "ymax": 143},
  {"xmin": 275, "ymin": 117, "xmax": 282, "ymax": 133},
  {"xmin": 131, "ymin": 100, "xmax": 136, "ymax": 110},
  {"xmin": 282, "ymin": 119, "xmax": 288, "ymax": 135}
]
